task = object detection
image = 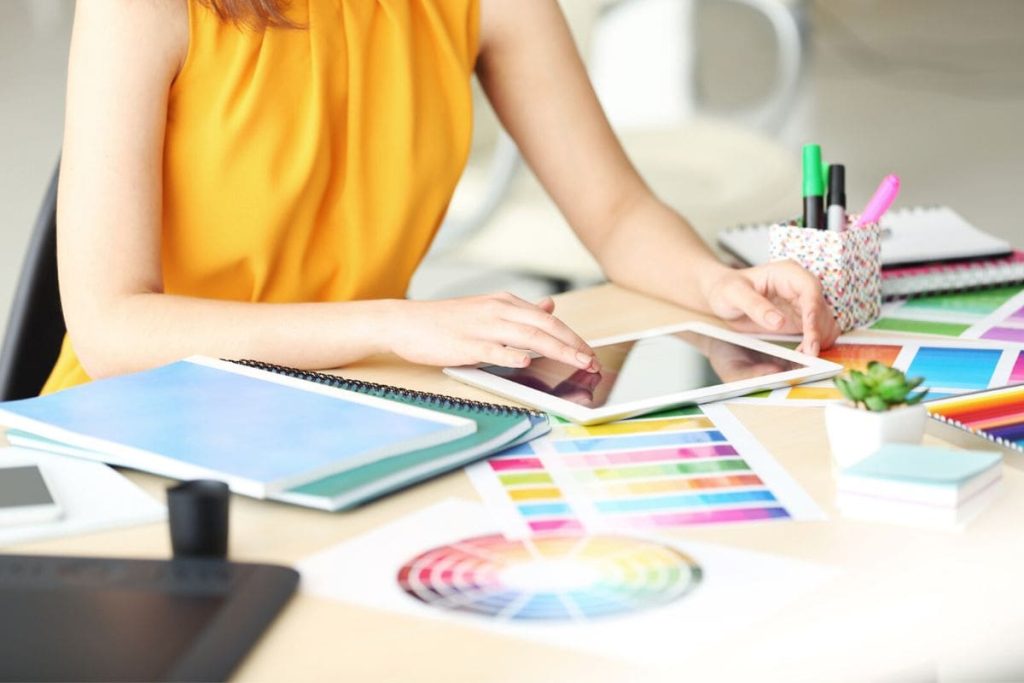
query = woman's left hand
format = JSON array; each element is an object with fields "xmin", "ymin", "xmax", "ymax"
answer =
[{"xmin": 701, "ymin": 260, "xmax": 840, "ymax": 356}]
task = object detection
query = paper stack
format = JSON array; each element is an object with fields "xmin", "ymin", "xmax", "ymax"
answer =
[{"xmin": 837, "ymin": 444, "xmax": 1002, "ymax": 529}]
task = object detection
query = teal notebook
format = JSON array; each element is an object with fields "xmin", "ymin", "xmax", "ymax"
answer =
[
  {"xmin": 230, "ymin": 361, "xmax": 549, "ymax": 511},
  {"xmin": 5, "ymin": 361, "xmax": 549, "ymax": 511}
]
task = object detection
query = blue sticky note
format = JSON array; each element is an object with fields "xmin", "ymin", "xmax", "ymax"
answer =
[{"xmin": 845, "ymin": 444, "xmax": 1002, "ymax": 486}]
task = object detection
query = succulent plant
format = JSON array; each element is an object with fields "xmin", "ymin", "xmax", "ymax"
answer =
[{"xmin": 833, "ymin": 361, "xmax": 927, "ymax": 412}]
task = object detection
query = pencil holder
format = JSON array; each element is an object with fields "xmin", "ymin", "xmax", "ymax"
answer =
[{"xmin": 769, "ymin": 217, "xmax": 881, "ymax": 332}]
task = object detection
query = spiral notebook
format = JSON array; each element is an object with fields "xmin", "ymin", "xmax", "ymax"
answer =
[
  {"xmin": 717, "ymin": 207, "xmax": 1022, "ymax": 299},
  {"xmin": 3, "ymin": 358, "xmax": 548, "ymax": 510},
  {"xmin": 926, "ymin": 384, "xmax": 1024, "ymax": 461}
]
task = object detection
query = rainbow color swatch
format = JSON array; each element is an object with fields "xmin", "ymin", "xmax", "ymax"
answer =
[
  {"xmin": 736, "ymin": 335, "xmax": 1024, "ymax": 405},
  {"xmin": 928, "ymin": 384, "xmax": 1024, "ymax": 453},
  {"xmin": 397, "ymin": 533, "xmax": 701, "ymax": 621},
  {"xmin": 469, "ymin": 404, "xmax": 823, "ymax": 537}
]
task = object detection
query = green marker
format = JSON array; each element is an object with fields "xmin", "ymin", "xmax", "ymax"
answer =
[{"xmin": 802, "ymin": 144, "xmax": 825, "ymax": 230}]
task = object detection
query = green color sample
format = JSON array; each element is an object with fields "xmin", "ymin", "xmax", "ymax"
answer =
[
  {"xmin": 498, "ymin": 471, "xmax": 553, "ymax": 486},
  {"xmin": 870, "ymin": 317, "xmax": 970, "ymax": 337},
  {"xmin": 742, "ymin": 389, "xmax": 774, "ymax": 399},
  {"xmin": 640, "ymin": 404, "xmax": 704, "ymax": 419},
  {"xmin": 902, "ymin": 285, "xmax": 1023, "ymax": 315},
  {"xmin": 556, "ymin": 404, "xmax": 704, "ymax": 423},
  {"xmin": 586, "ymin": 458, "xmax": 751, "ymax": 481}
]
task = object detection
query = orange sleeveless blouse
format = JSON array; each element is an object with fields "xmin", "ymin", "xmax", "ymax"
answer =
[{"xmin": 43, "ymin": 0, "xmax": 479, "ymax": 393}]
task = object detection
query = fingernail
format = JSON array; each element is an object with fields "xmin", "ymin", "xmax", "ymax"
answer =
[
  {"xmin": 765, "ymin": 311, "xmax": 784, "ymax": 329},
  {"xmin": 576, "ymin": 351, "xmax": 596, "ymax": 368},
  {"xmin": 808, "ymin": 341, "xmax": 820, "ymax": 356}
]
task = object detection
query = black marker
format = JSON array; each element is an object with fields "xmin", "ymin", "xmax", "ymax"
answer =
[{"xmin": 827, "ymin": 164, "xmax": 846, "ymax": 231}]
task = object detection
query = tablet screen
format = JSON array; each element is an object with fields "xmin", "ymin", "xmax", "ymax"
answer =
[{"xmin": 480, "ymin": 330, "xmax": 805, "ymax": 409}]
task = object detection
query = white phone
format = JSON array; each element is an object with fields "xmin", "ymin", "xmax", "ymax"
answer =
[{"xmin": 0, "ymin": 464, "xmax": 63, "ymax": 527}]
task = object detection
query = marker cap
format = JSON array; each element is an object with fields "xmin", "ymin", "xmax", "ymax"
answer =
[{"xmin": 802, "ymin": 144, "xmax": 824, "ymax": 196}]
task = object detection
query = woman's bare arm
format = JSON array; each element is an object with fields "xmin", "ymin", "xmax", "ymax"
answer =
[{"xmin": 476, "ymin": 0, "xmax": 838, "ymax": 354}]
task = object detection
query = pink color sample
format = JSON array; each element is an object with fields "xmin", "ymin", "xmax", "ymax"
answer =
[
  {"xmin": 624, "ymin": 506, "xmax": 789, "ymax": 528},
  {"xmin": 1011, "ymin": 352, "xmax": 1024, "ymax": 384},
  {"xmin": 527, "ymin": 519, "xmax": 585, "ymax": 533},
  {"xmin": 982, "ymin": 327, "xmax": 1024, "ymax": 344},
  {"xmin": 489, "ymin": 457, "xmax": 544, "ymax": 472}
]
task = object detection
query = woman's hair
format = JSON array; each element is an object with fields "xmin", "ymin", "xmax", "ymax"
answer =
[{"xmin": 199, "ymin": 0, "xmax": 296, "ymax": 28}]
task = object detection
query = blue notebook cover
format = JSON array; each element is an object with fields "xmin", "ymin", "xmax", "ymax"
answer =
[{"xmin": 0, "ymin": 358, "xmax": 474, "ymax": 496}]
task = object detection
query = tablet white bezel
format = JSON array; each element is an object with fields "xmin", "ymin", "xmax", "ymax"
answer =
[{"xmin": 443, "ymin": 321, "xmax": 843, "ymax": 424}]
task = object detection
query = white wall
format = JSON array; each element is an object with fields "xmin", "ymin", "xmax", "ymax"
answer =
[{"xmin": 0, "ymin": 0, "xmax": 72, "ymax": 344}]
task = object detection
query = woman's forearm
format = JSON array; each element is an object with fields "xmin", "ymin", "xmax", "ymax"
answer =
[
  {"xmin": 595, "ymin": 194, "xmax": 730, "ymax": 314},
  {"xmin": 70, "ymin": 293, "xmax": 398, "ymax": 379}
]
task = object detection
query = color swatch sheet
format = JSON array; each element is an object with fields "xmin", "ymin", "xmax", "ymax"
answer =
[
  {"xmin": 299, "ymin": 499, "xmax": 836, "ymax": 667},
  {"xmin": 732, "ymin": 335, "xmax": 1024, "ymax": 406},
  {"xmin": 466, "ymin": 403, "xmax": 823, "ymax": 539},
  {"xmin": 928, "ymin": 384, "xmax": 1024, "ymax": 454},
  {"xmin": 870, "ymin": 285, "xmax": 1024, "ymax": 338}
]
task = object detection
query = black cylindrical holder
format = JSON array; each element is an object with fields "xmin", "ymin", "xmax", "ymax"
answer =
[{"xmin": 167, "ymin": 480, "xmax": 230, "ymax": 560}]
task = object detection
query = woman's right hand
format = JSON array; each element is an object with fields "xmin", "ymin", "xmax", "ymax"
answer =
[{"xmin": 385, "ymin": 293, "xmax": 600, "ymax": 372}]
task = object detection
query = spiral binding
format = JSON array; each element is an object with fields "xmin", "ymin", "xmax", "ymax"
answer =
[{"xmin": 228, "ymin": 359, "xmax": 543, "ymax": 418}]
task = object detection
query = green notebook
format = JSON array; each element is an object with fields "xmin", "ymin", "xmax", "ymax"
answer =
[{"xmin": 5, "ymin": 361, "xmax": 548, "ymax": 512}]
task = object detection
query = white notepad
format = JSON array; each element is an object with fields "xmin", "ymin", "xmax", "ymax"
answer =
[{"xmin": 718, "ymin": 206, "xmax": 1012, "ymax": 268}]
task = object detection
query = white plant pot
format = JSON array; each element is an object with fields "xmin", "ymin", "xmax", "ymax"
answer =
[{"xmin": 824, "ymin": 403, "xmax": 928, "ymax": 469}]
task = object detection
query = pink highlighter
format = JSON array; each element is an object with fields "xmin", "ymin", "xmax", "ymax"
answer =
[{"xmin": 854, "ymin": 174, "xmax": 900, "ymax": 228}]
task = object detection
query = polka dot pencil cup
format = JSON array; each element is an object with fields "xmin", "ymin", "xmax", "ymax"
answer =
[{"xmin": 769, "ymin": 217, "xmax": 881, "ymax": 332}]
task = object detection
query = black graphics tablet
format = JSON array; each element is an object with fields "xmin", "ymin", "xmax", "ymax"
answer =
[{"xmin": 0, "ymin": 554, "xmax": 298, "ymax": 682}]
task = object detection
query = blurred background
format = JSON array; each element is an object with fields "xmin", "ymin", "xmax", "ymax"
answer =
[{"xmin": 1, "ymin": 0, "xmax": 1023, "ymax": 340}]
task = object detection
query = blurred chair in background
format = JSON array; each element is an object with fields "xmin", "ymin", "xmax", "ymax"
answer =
[
  {"xmin": 411, "ymin": 0, "xmax": 806, "ymax": 300},
  {"xmin": 0, "ymin": 162, "xmax": 64, "ymax": 401}
]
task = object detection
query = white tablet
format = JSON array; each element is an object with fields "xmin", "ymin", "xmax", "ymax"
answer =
[{"xmin": 443, "ymin": 321, "xmax": 842, "ymax": 425}]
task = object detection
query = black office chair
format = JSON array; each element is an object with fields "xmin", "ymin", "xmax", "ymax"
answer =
[{"xmin": 0, "ymin": 162, "xmax": 66, "ymax": 401}]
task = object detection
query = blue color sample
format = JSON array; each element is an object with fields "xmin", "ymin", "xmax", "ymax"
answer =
[
  {"xmin": 595, "ymin": 489, "xmax": 776, "ymax": 513},
  {"xmin": 906, "ymin": 347, "xmax": 1001, "ymax": 389},
  {"xmin": 0, "ymin": 361, "xmax": 462, "ymax": 488},
  {"xmin": 553, "ymin": 430, "xmax": 725, "ymax": 454},
  {"xmin": 493, "ymin": 442, "xmax": 536, "ymax": 457},
  {"xmin": 516, "ymin": 502, "xmax": 572, "ymax": 517}
]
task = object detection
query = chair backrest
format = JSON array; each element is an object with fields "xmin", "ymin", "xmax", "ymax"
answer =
[{"xmin": 0, "ymin": 162, "xmax": 66, "ymax": 401}]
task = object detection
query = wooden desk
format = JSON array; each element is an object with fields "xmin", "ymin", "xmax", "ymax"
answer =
[{"xmin": 6, "ymin": 284, "xmax": 1024, "ymax": 681}]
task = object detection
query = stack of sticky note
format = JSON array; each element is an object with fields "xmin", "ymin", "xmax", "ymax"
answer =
[{"xmin": 837, "ymin": 444, "xmax": 1003, "ymax": 528}]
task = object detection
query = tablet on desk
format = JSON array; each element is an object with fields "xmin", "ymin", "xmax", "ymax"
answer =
[
  {"xmin": 0, "ymin": 555, "xmax": 297, "ymax": 682},
  {"xmin": 444, "ymin": 322, "xmax": 842, "ymax": 424}
]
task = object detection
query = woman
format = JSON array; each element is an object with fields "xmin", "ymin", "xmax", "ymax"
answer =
[{"xmin": 45, "ymin": 0, "xmax": 838, "ymax": 394}]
